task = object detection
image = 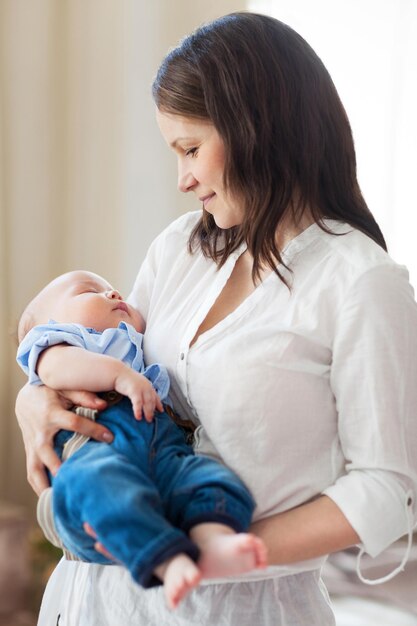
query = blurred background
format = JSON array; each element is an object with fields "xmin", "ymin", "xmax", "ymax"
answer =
[{"xmin": 0, "ymin": 1, "xmax": 416, "ymax": 624}]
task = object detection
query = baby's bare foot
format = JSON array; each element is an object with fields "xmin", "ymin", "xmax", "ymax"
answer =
[
  {"xmin": 198, "ymin": 533, "xmax": 268, "ymax": 578},
  {"xmin": 156, "ymin": 554, "xmax": 202, "ymax": 610}
]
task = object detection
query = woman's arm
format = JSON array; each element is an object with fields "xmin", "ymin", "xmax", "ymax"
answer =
[
  {"xmin": 15, "ymin": 383, "xmax": 111, "ymax": 495},
  {"xmin": 254, "ymin": 267, "xmax": 417, "ymax": 566},
  {"xmin": 251, "ymin": 495, "xmax": 359, "ymax": 565},
  {"xmin": 88, "ymin": 493, "xmax": 359, "ymax": 566}
]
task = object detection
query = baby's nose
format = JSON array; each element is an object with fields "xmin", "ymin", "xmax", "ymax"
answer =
[{"xmin": 105, "ymin": 289, "xmax": 122, "ymax": 300}]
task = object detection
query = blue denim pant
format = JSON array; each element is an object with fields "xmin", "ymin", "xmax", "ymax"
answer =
[{"xmin": 51, "ymin": 397, "xmax": 255, "ymax": 587}]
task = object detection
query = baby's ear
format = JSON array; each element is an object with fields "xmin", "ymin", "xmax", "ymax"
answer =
[
  {"xmin": 17, "ymin": 308, "xmax": 35, "ymax": 344},
  {"xmin": 10, "ymin": 324, "xmax": 19, "ymax": 347}
]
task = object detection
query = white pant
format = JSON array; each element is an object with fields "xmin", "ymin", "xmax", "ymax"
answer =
[{"xmin": 38, "ymin": 559, "xmax": 335, "ymax": 626}]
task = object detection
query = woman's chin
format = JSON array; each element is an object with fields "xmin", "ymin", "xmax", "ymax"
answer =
[{"xmin": 211, "ymin": 214, "xmax": 243, "ymax": 230}]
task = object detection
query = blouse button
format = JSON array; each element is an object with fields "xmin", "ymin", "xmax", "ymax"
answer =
[
  {"xmin": 180, "ymin": 352, "xmax": 185, "ymax": 360},
  {"xmin": 407, "ymin": 497, "xmax": 413, "ymax": 506}
]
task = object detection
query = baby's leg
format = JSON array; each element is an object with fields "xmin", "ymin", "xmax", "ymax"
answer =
[
  {"xmin": 154, "ymin": 554, "xmax": 202, "ymax": 610},
  {"xmin": 190, "ymin": 522, "xmax": 268, "ymax": 578},
  {"xmin": 52, "ymin": 442, "xmax": 199, "ymax": 588}
]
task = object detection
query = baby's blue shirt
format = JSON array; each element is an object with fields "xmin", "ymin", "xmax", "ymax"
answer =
[{"xmin": 16, "ymin": 321, "xmax": 170, "ymax": 402}]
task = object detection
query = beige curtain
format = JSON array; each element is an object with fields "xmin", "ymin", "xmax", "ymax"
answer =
[{"xmin": 0, "ymin": 0, "xmax": 246, "ymax": 514}]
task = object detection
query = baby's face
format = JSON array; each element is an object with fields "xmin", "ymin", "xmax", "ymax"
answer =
[{"xmin": 37, "ymin": 271, "xmax": 145, "ymax": 333}]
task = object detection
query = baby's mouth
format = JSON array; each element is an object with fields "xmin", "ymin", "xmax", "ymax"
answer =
[{"xmin": 114, "ymin": 302, "xmax": 129, "ymax": 313}]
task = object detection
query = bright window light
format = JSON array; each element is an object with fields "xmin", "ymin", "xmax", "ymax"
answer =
[{"xmin": 249, "ymin": 0, "xmax": 417, "ymax": 286}]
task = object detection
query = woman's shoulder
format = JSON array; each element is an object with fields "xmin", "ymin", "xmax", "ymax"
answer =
[
  {"xmin": 308, "ymin": 220, "xmax": 414, "ymax": 307},
  {"xmin": 290, "ymin": 219, "xmax": 413, "ymax": 308},
  {"xmin": 143, "ymin": 209, "xmax": 201, "ymax": 266},
  {"xmin": 317, "ymin": 220, "xmax": 405, "ymax": 279},
  {"xmin": 160, "ymin": 209, "xmax": 202, "ymax": 239},
  {"xmin": 144, "ymin": 210, "xmax": 201, "ymax": 260}
]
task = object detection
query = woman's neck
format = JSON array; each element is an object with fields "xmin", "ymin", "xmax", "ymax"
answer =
[{"xmin": 275, "ymin": 209, "xmax": 315, "ymax": 251}]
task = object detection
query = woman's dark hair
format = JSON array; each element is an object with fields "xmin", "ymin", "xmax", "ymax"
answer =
[{"xmin": 153, "ymin": 12, "xmax": 386, "ymax": 283}]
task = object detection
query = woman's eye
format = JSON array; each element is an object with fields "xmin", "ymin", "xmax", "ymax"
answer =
[{"xmin": 185, "ymin": 147, "xmax": 198, "ymax": 157}]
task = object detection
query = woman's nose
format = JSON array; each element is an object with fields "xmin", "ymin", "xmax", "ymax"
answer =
[
  {"xmin": 178, "ymin": 167, "xmax": 197, "ymax": 193},
  {"xmin": 105, "ymin": 289, "xmax": 122, "ymax": 300}
]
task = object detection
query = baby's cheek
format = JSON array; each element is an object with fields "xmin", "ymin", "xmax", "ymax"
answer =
[{"xmin": 131, "ymin": 309, "xmax": 146, "ymax": 333}]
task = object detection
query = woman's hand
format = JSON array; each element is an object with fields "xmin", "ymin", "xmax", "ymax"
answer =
[{"xmin": 15, "ymin": 383, "xmax": 112, "ymax": 495}]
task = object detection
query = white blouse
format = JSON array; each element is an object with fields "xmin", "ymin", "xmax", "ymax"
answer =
[{"xmin": 128, "ymin": 210, "xmax": 417, "ymax": 569}]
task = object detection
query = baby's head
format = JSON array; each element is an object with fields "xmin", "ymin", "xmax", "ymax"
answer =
[{"xmin": 18, "ymin": 270, "xmax": 145, "ymax": 342}]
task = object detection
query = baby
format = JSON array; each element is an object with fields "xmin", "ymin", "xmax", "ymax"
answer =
[{"xmin": 17, "ymin": 270, "xmax": 267, "ymax": 609}]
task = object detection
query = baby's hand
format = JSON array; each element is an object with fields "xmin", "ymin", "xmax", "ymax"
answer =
[{"xmin": 114, "ymin": 366, "xmax": 163, "ymax": 422}]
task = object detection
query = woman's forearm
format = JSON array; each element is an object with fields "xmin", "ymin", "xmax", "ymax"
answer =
[{"xmin": 251, "ymin": 495, "xmax": 359, "ymax": 565}]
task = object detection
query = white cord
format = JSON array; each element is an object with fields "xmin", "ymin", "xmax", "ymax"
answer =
[{"xmin": 356, "ymin": 490, "xmax": 415, "ymax": 585}]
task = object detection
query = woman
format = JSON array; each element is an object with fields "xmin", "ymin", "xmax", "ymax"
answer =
[{"xmin": 16, "ymin": 12, "xmax": 417, "ymax": 626}]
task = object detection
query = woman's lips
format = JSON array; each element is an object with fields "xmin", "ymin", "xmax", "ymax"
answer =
[{"xmin": 200, "ymin": 193, "xmax": 215, "ymax": 209}]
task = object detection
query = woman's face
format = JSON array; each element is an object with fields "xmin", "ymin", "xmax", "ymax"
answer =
[{"xmin": 156, "ymin": 110, "xmax": 243, "ymax": 229}]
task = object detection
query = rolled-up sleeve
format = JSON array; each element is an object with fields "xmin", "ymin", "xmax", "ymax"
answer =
[{"xmin": 323, "ymin": 264, "xmax": 417, "ymax": 557}]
